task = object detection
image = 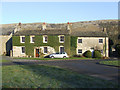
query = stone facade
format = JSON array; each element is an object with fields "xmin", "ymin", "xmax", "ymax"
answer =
[
  {"xmin": 2, "ymin": 22, "xmax": 109, "ymax": 58},
  {"xmin": 13, "ymin": 46, "xmax": 26, "ymax": 57},
  {"xmin": 77, "ymin": 37, "xmax": 109, "ymax": 57},
  {"xmin": 0, "ymin": 34, "xmax": 12, "ymax": 55},
  {"xmin": 34, "ymin": 46, "xmax": 55, "ymax": 58}
]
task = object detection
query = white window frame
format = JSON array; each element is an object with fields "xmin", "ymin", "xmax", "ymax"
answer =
[
  {"xmin": 43, "ymin": 47, "xmax": 48, "ymax": 54},
  {"xmin": 21, "ymin": 46, "xmax": 25, "ymax": 54},
  {"xmin": 59, "ymin": 46, "xmax": 64, "ymax": 53},
  {"xmin": 43, "ymin": 35, "xmax": 48, "ymax": 43},
  {"xmin": 99, "ymin": 39, "xmax": 103, "ymax": 44},
  {"xmin": 78, "ymin": 39, "xmax": 82, "ymax": 43},
  {"xmin": 20, "ymin": 36, "xmax": 25, "ymax": 43},
  {"xmin": 30, "ymin": 35, "xmax": 35, "ymax": 43},
  {"xmin": 77, "ymin": 49, "xmax": 82, "ymax": 54},
  {"xmin": 59, "ymin": 35, "xmax": 65, "ymax": 43}
]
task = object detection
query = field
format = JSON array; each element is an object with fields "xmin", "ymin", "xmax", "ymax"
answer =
[{"xmin": 2, "ymin": 65, "xmax": 118, "ymax": 88}]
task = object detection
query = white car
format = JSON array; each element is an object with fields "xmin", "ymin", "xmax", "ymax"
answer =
[{"xmin": 49, "ymin": 52, "xmax": 69, "ymax": 58}]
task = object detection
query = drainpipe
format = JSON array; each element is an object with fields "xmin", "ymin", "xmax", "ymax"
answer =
[{"xmin": 105, "ymin": 36, "xmax": 106, "ymax": 57}]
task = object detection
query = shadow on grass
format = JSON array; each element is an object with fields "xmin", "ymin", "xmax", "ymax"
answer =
[
  {"xmin": 18, "ymin": 64, "xmax": 86, "ymax": 88},
  {"xmin": 11, "ymin": 62, "xmax": 118, "ymax": 88}
]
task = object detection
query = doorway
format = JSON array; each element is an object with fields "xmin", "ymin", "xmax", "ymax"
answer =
[
  {"xmin": 60, "ymin": 46, "xmax": 64, "ymax": 53},
  {"xmin": 36, "ymin": 49, "xmax": 39, "ymax": 57}
]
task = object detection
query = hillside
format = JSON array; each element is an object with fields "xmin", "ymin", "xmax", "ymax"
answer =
[{"xmin": 1, "ymin": 19, "xmax": 119, "ymax": 46}]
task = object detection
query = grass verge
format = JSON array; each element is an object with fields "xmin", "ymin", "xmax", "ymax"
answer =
[
  {"xmin": 99, "ymin": 60, "xmax": 120, "ymax": 66},
  {"xmin": 1, "ymin": 60, "xmax": 12, "ymax": 63},
  {"xmin": 13, "ymin": 57, "xmax": 92, "ymax": 61},
  {"xmin": 2, "ymin": 65, "xmax": 118, "ymax": 88}
]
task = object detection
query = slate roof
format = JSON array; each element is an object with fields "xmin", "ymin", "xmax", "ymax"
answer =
[
  {"xmin": 0, "ymin": 27, "xmax": 15, "ymax": 35},
  {"xmin": 71, "ymin": 31, "xmax": 108, "ymax": 37},
  {"xmin": 1, "ymin": 23, "xmax": 108, "ymax": 37},
  {"xmin": 13, "ymin": 28, "xmax": 108, "ymax": 37},
  {"xmin": 14, "ymin": 29, "xmax": 70, "ymax": 36}
]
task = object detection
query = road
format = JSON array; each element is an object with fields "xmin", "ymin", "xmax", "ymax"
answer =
[{"xmin": 1, "ymin": 56, "xmax": 120, "ymax": 82}]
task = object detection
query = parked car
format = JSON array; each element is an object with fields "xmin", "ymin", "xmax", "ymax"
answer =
[{"xmin": 49, "ymin": 52, "xmax": 69, "ymax": 58}]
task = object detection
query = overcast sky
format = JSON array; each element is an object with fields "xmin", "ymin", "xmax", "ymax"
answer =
[{"xmin": 1, "ymin": 2, "xmax": 118, "ymax": 24}]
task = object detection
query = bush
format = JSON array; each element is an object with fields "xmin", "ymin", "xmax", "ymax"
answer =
[
  {"xmin": 93, "ymin": 50, "xmax": 101, "ymax": 58},
  {"xmin": 83, "ymin": 50, "xmax": 92, "ymax": 58},
  {"xmin": 73, "ymin": 55, "xmax": 81, "ymax": 57},
  {"xmin": 115, "ymin": 44, "xmax": 120, "ymax": 56}
]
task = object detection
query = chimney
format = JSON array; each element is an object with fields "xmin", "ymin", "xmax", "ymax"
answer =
[
  {"xmin": 42, "ymin": 22, "xmax": 46, "ymax": 30},
  {"xmin": 103, "ymin": 28, "xmax": 107, "ymax": 33},
  {"xmin": 13, "ymin": 22, "xmax": 22, "ymax": 34},
  {"xmin": 67, "ymin": 22, "xmax": 70, "ymax": 30},
  {"xmin": 18, "ymin": 22, "xmax": 21, "ymax": 27}
]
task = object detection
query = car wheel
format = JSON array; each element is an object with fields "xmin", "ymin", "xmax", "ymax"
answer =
[
  {"xmin": 51, "ymin": 56, "xmax": 54, "ymax": 58},
  {"xmin": 63, "ymin": 56, "xmax": 66, "ymax": 58}
]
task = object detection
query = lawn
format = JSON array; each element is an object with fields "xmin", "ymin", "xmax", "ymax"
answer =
[
  {"xmin": 99, "ymin": 60, "xmax": 120, "ymax": 66},
  {"xmin": 2, "ymin": 65, "xmax": 118, "ymax": 88},
  {"xmin": 1, "ymin": 60, "xmax": 12, "ymax": 63},
  {"xmin": 13, "ymin": 57, "xmax": 92, "ymax": 61}
]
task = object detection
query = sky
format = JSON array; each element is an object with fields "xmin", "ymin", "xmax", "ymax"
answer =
[{"xmin": 1, "ymin": 2, "xmax": 118, "ymax": 24}]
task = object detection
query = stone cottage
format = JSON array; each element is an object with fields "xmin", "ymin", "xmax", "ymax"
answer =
[{"xmin": 11, "ymin": 22, "xmax": 109, "ymax": 57}]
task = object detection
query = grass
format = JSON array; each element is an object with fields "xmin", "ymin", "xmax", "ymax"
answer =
[
  {"xmin": 13, "ymin": 57, "xmax": 92, "ymax": 61},
  {"xmin": 1, "ymin": 60, "xmax": 12, "ymax": 63},
  {"xmin": 99, "ymin": 60, "xmax": 120, "ymax": 66},
  {"xmin": 2, "ymin": 65, "xmax": 119, "ymax": 88}
]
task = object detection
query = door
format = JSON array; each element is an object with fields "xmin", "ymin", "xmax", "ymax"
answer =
[
  {"xmin": 36, "ymin": 49, "xmax": 39, "ymax": 57},
  {"xmin": 60, "ymin": 47, "xmax": 64, "ymax": 53},
  {"xmin": 59, "ymin": 47, "xmax": 64, "ymax": 58}
]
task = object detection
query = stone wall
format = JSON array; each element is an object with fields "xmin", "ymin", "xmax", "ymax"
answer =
[
  {"xmin": 0, "ymin": 34, "xmax": 12, "ymax": 55},
  {"xmin": 34, "ymin": 46, "xmax": 56, "ymax": 58},
  {"xmin": 13, "ymin": 46, "xmax": 26, "ymax": 57},
  {"xmin": 77, "ymin": 37, "xmax": 109, "ymax": 57}
]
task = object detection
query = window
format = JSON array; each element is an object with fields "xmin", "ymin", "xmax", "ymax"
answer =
[
  {"xmin": 30, "ymin": 36, "xmax": 35, "ymax": 43},
  {"xmin": 59, "ymin": 35, "xmax": 64, "ymax": 43},
  {"xmin": 59, "ymin": 46, "xmax": 64, "ymax": 53},
  {"xmin": 78, "ymin": 39, "xmax": 82, "ymax": 43},
  {"xmin": 44, "ymin": 47, "xmax": 47, "ymax": 53},
  {"xmin": 78, "ymin": 49, "xmax": 82, "ymax": 54},
  {"xmin": 101, "ymin": 50, "xmax": 103, "ymax": 54},
  {"xmin": 20, "ymin": 36, "xmax": 25, "ymax": 43},
  {"xmin": 43, "ymin": 35, "xmax": 48, "ymax": 43},
  {"xmin": 21, "ymin": 47, "xmax": 25, "ymax": 54},
  {"xmin": 99, "ymin": 39, "xmax": 103, "ymax": 43}
]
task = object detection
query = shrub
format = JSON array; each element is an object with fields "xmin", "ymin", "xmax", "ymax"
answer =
[
  {"xmin": 83, "ymin": 50, "xmax": 92, "ymax": 58},
  {"xmin": 73, "ymin": 55, "xmax": 81, "ymax": 57},
  {"xmin": 93, "ymin": 50, "xmax": 101, "ymax": 58},
  {"xmin": 115, "ymin": 44, "xmax": 120, "ymax": 56}
]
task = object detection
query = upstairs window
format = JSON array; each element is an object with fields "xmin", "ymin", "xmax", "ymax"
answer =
[
  {"xmin": 59, "ymin": 35, "xmax": 64, "ymax": 43},
  {"xmin": 30, "ymin": 36, "xmax": 35, "ymax": 43},
  {"xmin": 43, "ymin": 35, "xmax": 48, "ymax": 43},
  {"xmin": 20, "ymin": 36, "xmax": 25, "ymax": 43},
  {"xmin": 21, "ymin": 47, "xmax": 25, "ymax": 54},
  {"xmin": 78, "ymin": 39, "xmax": 82, "ymax": 43},
  {"xmin": 99, "ymin": 39, "xmax": 103, "ymax": 43}
]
